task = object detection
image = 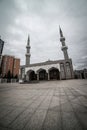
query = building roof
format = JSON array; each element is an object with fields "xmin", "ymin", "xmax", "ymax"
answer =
[
  {"xmin": 20, "ymin": 59, "xmax": 72, "ymax": 68},
  {"xmin": 2, "ymin": 55, "xmax": 20, "ymax": 60}
]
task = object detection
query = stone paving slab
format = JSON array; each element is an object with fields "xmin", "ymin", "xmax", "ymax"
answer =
[{"xmin": 0, "ymin": 79, "xmax": 87, "ymax": 130}]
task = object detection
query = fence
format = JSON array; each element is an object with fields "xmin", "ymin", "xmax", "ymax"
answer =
[{"xmin": 0, "ymin": 78, "xmax": 18, "ymax": 83}]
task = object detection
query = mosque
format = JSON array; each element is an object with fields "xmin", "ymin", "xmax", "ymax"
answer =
[{"xmin": 20, "ymin": 27, "xmax": 74, "ymax": 81}]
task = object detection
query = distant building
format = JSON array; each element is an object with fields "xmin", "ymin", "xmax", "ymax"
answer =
[
  {"xmin": 0, "ymin": 37, "xmax": 4, "ymax": 66},
  {"xmin": 20, "ymin": 27, "xmax": 74, "ymax": 81},
  {"xmin": 74, "ymin": 69, "xmax": 87, "ymax": 79},
  {"xmin": 1, "ymin": 55, "xmax": 20, "ymax": 78},
  {"xmin": 13, "ymin": 58, "xmax": 20, "ymax": 78},
  {"xmin": 1, "ymin": 55, "xmax": 14, "ymax": 77}
]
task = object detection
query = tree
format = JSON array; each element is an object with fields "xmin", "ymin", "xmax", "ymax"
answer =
[
  {"xmin": 3, "ymin": 74, "xmax": 7, "ymax": 78},
  {"xmin": 7, "ymin": 70, "xmax": 11, "ymax": 82},
  {"xmin": 14, "ymin": 74, "xmax": 18, "ymax": 79},
  {"xmin": 0, "ymin": 67, "xmax": 2, "ymax": 78}
]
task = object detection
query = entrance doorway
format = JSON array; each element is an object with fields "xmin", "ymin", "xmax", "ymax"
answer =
[
  {"xmin": 49, "ymin": 67, "xmax": 60, "ymax": 80},
  {"xmin": 29, "ymin": 71, "xmax": 37, "ymax": 81},
  {"xmin": 38, "ymin": 69, "xmax": 47, "ymax": 80}
]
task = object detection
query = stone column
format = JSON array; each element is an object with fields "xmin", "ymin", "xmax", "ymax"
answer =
[
  {"xmin": 0, "ymin": 55, "xmax": 1, "ymax": 67},
  {"xmin": 26, "ymin": 74, "xmax": 29, "ymax": 81},
  {"xmin": 59, "ymin": 72, "xmax": 61, "ymax": 80},
  {"xmin": 48, "ymin": 72, "xmax": 50, "ymax": 80},
  {"xmin": 37, "ymin": 73, "xmax": 39, "ymax": 81}
]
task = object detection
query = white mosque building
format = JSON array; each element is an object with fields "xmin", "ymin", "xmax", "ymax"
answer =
[{"xmin": 20, "ymin": 27, "xmax": 74, "ymax": 81}]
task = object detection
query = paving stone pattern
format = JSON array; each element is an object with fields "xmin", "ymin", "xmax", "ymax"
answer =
[{"xmin": 0, "ymin": 79, "xmax": 87, "ymax": 130}]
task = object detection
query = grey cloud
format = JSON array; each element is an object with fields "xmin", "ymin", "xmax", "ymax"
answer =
[{"xmin": 0, "ymin": 0, "xmax": 87, "ymax": 69}]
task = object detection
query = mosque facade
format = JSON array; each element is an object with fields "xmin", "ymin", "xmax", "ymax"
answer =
[{"xmin": 20, "ymin": 27, "xmax": 74, "ymax": 81}]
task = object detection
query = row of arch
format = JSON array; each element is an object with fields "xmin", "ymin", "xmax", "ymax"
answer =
[{"xmin": 26, "ymin": 67, "xmax": 60, "ymax": 81}]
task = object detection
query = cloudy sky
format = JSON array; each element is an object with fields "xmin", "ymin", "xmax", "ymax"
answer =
[{"xmin": 0, "ymin": 0, "xmax": 87, "ymax": 69}]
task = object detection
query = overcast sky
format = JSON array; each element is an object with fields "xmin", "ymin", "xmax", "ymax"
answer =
[{"xmin": 0, "ymin": 0, "xmax": 87, "ymax": 69}]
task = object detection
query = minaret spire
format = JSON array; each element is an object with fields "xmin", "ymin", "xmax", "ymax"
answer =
[
  {"xmin": 59, "ymin": 26, "xmax": 69, "ymax": 60},
  {"xmin": 25, "ymin": 35, "xmax": 31, "ymax": 66},
  {"xmin": 59, "ymin": 25, "xmax": 63, "ymax": 37},
  {"xmin": 27, "ymin": 35, "xmax": 30, "ymax": 45}
]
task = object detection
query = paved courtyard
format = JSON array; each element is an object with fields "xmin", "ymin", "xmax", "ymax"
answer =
[{"xmin": 0, "ymin": 79, "xmax": 87, "ymax": 130}]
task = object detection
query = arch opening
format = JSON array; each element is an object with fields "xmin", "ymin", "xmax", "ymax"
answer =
[
  {"xmin": 49, "ymin": 67, "xmax": 60, "ymax": 80},
  {"xmin": 29, "ymin": 71, "xmax": 37, "ymax": 81},
  {"xmin": 38, "ymin": 69, "xmax": 48, "ymax": 80}
]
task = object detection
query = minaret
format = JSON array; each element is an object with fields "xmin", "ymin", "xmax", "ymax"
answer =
[
  {"xmin": 59, "ymin": 26, "xmax": 69, "ymax": 60},
  {"xmin": 25, "ymin": 35, "xmax": 31, "ymax": 66}
]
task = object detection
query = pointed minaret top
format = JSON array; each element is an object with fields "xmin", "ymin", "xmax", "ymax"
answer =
[
  {"xmin": 59, "ymin": 26, "xmax": 63, "ymax": 37},
  {"xmin": 27, "ymin": 35, "xmax": 30, "ymax": 45},
  {"xmin": 26, "ymin": 34, "xmax": 31, "ymax": 66}
]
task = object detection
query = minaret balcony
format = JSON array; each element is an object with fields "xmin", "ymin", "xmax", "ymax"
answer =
[
  {"xmin": 60, "ymin": 37, "xmax": 65, "ymax": 42},
  {"xmin": 26, "ymin": 46, "xmax": 30, "ymax": 48},
  {"xmin": 26, "ymin": 53, "xmax": 31, "ymax": 56},
  {"xmin": 61, "ymin": 46, "xmax": 68, "ymax": 50}
]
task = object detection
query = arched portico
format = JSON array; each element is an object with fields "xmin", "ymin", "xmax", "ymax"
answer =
[
  {"xmin": 29, "ymin": 71, "xmax": 37, "ymax": 81},
  {"xmin": 26, "ymin": 70, "xmax": 37, "ymax": 81},
  {"xmin": 37, "ymin": 68, "xmax": 48, "ymax": 80},
  {"xmin": 48, "ymin": 67, "xmax": 60, "ymax": 80}
]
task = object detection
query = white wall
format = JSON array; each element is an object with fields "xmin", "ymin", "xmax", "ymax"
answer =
[{"xmin": 25, "ymin": 63, "xmax": 60, "ymax": 74}]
